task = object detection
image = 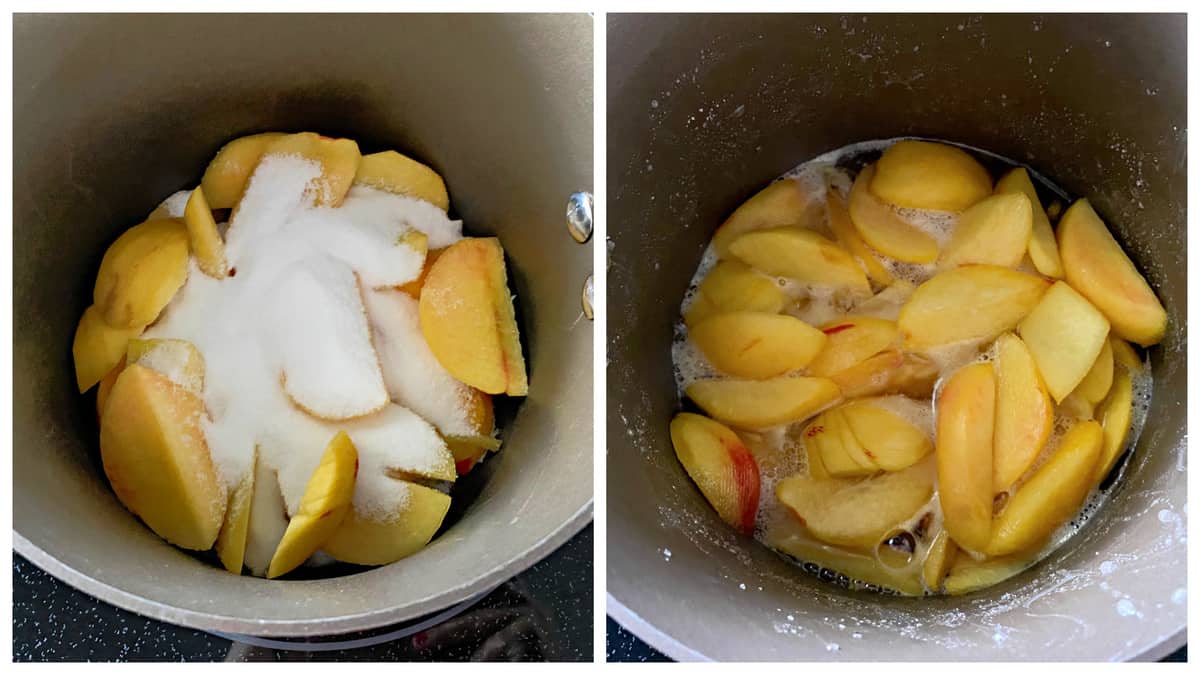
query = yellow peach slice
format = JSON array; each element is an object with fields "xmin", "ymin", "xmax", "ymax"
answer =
[
  {"xmin": 728, "ymin": 227, "xmax": 870, "ymax": 294},
  {"xmin": 200, "ymin": 132, "xmax": 287, "ymax": 209},
  {"xmin": 805, "ymin": 408, "xmax": 874, "ymax": 478},
  {"xmin": 711, "ymin": 178, "xmax": 818, "ymax": 258},
  {"xmin": 944, "ymin": 550, "xmax": 1039, "ymax": 595},
  {"xmin": 827, "ymin": 190, "xmax": 893, "ymax": 286},
  {"xmin": 776, "ymin": 455, "xmax": 935, "ymax": 550},
  {"xmin": 684, "ymin": 260, "xmax": 787, "ymax": 327},
  {"xmin": 1057, "ymin": 392, "xmax": 1095, "ymax": 421},
  {"xmin": 263, "ymin": 132, "xmax": 361, "ymax": 207},
  {"xmin": 1094, "ymin": 370, "xmax": 1134, "ymax": 485},
  {"xmin": 215, "ymin": 451, "xmax": 256, "ymax": 574},
  {"xmin": 936, "ymin": 362, "xmax": 996, "ymax": 552},
  {"xmin": 848, "ymin": 165, "xmax": 940, "ymax": 263},
  {"xmin": 938, "ymin": 192, "xmax": 1032, "ymax": 269},
  {"xmin": 808, "ymin": 316, "xmax": 899, "ymax": 377},
  {"xmin": 1058, "ymin": 199, "xmax": 1167, "ymax": 346},
  {"xmin": 1072, "ymin": 338, "xmax": 1115, "ymax": 406},
  {"xmin": 870, "ymin": 140, "xmax": 992, "ymax": 211},
  {"xmin": 1110, "ymin": 337, "xmax": 1143, "ymax": 372},
  {"xmin": 986, "ymin": 421, "xmax": 1103, "ymax": 556},
  {"xmin": 322, "ymin": 482, "xmax": 451, "ymax": 566},
  {"xmin": 126, "ymin": 338, "xmax": 205, "ymax": 395},
  {"xmin": 849, "ymin": 280, "xmax": 916, "ymax": 321},
  {"xmin": 669, "ymin": 413, "xmax": 762, "ymax": 534},
  {"xmin": 93, "ymin": 219, "xmax": 190, "ymax": 329},
  {"xmin": 353, "ymin": 150, "xmax": 450, "ymax": 211},
  {"xmin": 686, "ymin": 376, "xmax": 840, "ymax": 430},
  {"xmin": 898, "ymin": 265, "xmax": 1050, "ymax": 349},
  {"xmin": 992, "ymin": 333, "xmax": 1053, "ymax": 493},
  {"xmin": 829, "ymin": 349, "xmax": 939, "ymax": 400},
  {"xmin": 73, "ymin": 305, "xmax": 143, "ymax": 392},
  {"xmin": 922, "ymin": 529, "xmax": 958, "ymax": 593},
  {"xmin": 690, "ymin": 312, "xmax": 827, "ymax": 379},
  {"xmin": 183, "ymin": 187, "xmax": 228, "ymax": 279},
  {"xmin": 1018, "ymin": 280, "xmax": 1111, "ymax": 402},
  {"xmin": 267, "ymin": 431, "xmax": 359, "ymax": 578},
  {"xmin": 100, "ymin": 364, "xmax": 225, "ymax": 550},
  {"xmin": 95, "ymin": 357, "xmax": 126, "ymax": 419},
  {"xmin": 419, "ymin": 238, "xmax": 528, "ymax": 396},
  {"xmin": 841, "ymin": 400, "xmax": 933, "ymax": 472},
  {"xmin": 765, "ymin": 514, "xmax": 924, "ymax": 595},
  {"xmin": 446, "ymin": 389, "xmax": 498, "ymax": 475},
  {"xmin": 995, "ymin": 167, "xmax": 1063, "ymax": 278}
]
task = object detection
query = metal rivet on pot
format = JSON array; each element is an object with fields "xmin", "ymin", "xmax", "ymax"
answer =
[
  {"xmin": 581, "ymin": 274, "xmax": 594, "ymax": 320},
  {"xmin": 566, "ymin": 191, "xmax": 593, "ymax": 243}
]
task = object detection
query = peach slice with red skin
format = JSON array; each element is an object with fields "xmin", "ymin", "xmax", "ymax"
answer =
[
  {"xmin": 848, "ymin": 164, "xmax": 940, "ymax": 264},
  {"xmin": 670, "ymin": 413, "xmax": 761, "ymax": 534},
  {"xmin": 689, "ymin": 312, "xmax": 827, "ymax": 379},
  {"xmin": 936, "ymin": 362, "xmax": 996, "ymax": 553},
  {"xmin": 807, "ymin": 316, "xmax": 899, "ymax": 378},
  {"xmin": 829, "ymin": 349, "xmax": 939, "ymax": 399},
  {"xmin": 870, "ymin": 140, "xmax": 992, "ymax": 212},
  {"xmin": 711, "ymin": 178, "xmax": 819, "ymax": 258}
]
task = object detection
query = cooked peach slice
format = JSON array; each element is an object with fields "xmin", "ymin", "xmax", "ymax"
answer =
[
  {"xmin": 776, "ymin": 455, "xmax": 935, "ymax": 550},
  {"xmin": 73, "ymin": 305, "xmax": 143, "ymax": 392},
  {"xmin": 944, "ymin": 550, "xmax": 1039, "ymax": 595},
  {"xmin": 1057, "ymin": 392, "xmax": 1095, "ymax": 420},
  {"xmin": 215, "ymin": 450, "xmax": 256, "ymax": 574},
  {"xmin": 992, "ymin": 333, "xmax": 1053, "ymax": 493},
  {"xmin": 841, "ymin": 400, "xmax": 933, "ymax": 472},
  {"xmin": 938, "ymin": 192, "xmax": 1032, "ymax": 269},
  {"xmin": 322, "ymin": 482, "xmax": 451, "ymax": 566},
  {"xmin": 200, "ymin": 132, "xmax": 286, "ymax": 209},
  {"xmin": 711, "ymin": 178, "xmax": 818, "ymax": 258},
  {"xmin": 182, "ymin": 186, "xmax": 228, "ymax": 279},
  {"xmin": 1094, "ymin": 370, "xmax": 1134, "ymax": 485},
  {"xmin": 922, "ymin": 529, "xmax": 958, "ymax": 593},
  {"xmin": 684, "ymin": 260, "xmax": 787, "ymax": 327},
  {"xmin": 1058, "ymin": 199, "xmax": 1167, "ymax": 346},
  {"xmin": 126, "ymin": 338, "xmax": 205, "ymax": 395},
  {"xmin": 686, "ymin": 376, "xmax": 839, "ymax": 430},
  {"xmin": 263, "ymin": 132, "xmax": 361, "ymax": 207},
  {"xmin": 808, "ymin": 316, "xmax": 899, "ymax": 377},
  {"xmin": 95, "ymin": 357, "xmax": 126, "ymax": 418},
  {"xmin": 1018, "ymin": 281, "xmax": 1111, "ymax": 402},
  {"xmin": 728, "ymin": 227, "xmax": 870, "ymax": 294},
  {"xmin": 829, "ymin": 349, "xmax": 938, "ymax": 399},
  {"xmin": 849, "ymin": 280, "xmax": 915, "ymax": 321},
  {"xmin": 936, "ymin": 363, "xmax": 996, "ymax": 552},
  {"xmin": 986, "ymin": 421, "xmax": 1102, "ymax": 556},
  {"xmin": 765, "ymin": 513, "xmax": 924, "ymax": 595},
  {"xmin": 1110, "ymin": 337, "xmax": 1143, "ymax": 371},
  {"xmin": 898, "ymin": 265, "xmax": 1050, "ymax": 349},
  {"xmin": 353, "ymin": 150, "xmax": 450, "ymax": 211},
  {"xmin": 93, "ymin": 219, "xmax": 190, "ymax": 329},
  {"xmin": 995, "ymin": 167, "xmax": 1063, "ymax": 278},
  {"xmin": 826, "ymin": 190, "xmax": 893, "ymax": 286},
  {"xmin": 804, "ymin": 408, "xmax": 874, "ymax": 478},
  {"xmin": 848, "ymin": 165, "xmax": 940, "ymax": 263},
  {"xmin": 100, "ymin": 364, "xmax": 225, "ymax": 550},
  {"xmin": 870, "ymin": 140, "xmax": 992, "ymax": 211},
  {"xmin": 1071, "ymin": 338, "xmax": 1115, "ymax": 406},
  {"xmin": 690, "ymin": 312, "xmax": 826, "ymax": 379},
  {"xmin": 669, "ymin": 413, "xmax": 761, "ymax": 534},
  {"xmin": 267, "ymin": 431, "xmax": 359, "ymax": 578},
  {"xmin": 419, "ymin": 238, "xmax": 527, "ymax": 396}
]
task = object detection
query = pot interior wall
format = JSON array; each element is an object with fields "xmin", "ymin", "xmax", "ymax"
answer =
[
  {"xmin": 607, "ymin": 13, "xmax": 1185, "ymax": 661},
  {"xmin": 14, "ymin": 13, "xmax": 593, "ymax": 635}
]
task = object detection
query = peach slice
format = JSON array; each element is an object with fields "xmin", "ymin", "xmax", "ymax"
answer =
[
  {"xmin": 808, "ymin": 316, "xmax": 899, "ymax": 377},
  {"xmin": 849, "ymin": 279, "xmax": 915, "ymax": 321},
  {"xmin": 995, "ymin": 167, "xmax": 1063, "ymax": 278},
  {"xmin": 689, "ymin": 312, "xmax": 827, "ymax": 379},
  {"xmin": 200, "ymin": 132, "xmax": 287, "ymax": 209},
  {"xmin": 100, "ymin": 364, "xmax": 225, "ymax": 550},
  {"xmin": 1110, "ymin": 337, "xmax": 1143, "ymax": 371},
  {"xmin": 937, "ymin": 192, "xmax": 1033, "ymax": 269},
  {"xmin": 898, "ymin": 265, "xmax": 1050, "ymax": 349},
  {"xmin": 262, "ymin": 132, "xmax": 361, "ymax": 207},
  {"xmin": 684, "ymin": 260, "xmax": 788, "ymax": 327},
  {"xmin": 126, "ymin": 338, "xmax": 205, "ymax": 395},
  {"xmin": 686, "ymin": 376, "xmax": 840, "ymax": 430},
  {"xmin": 986, "ymin": 421, "xmax": 1103, "ymax": 556},
  {"xmin": 711, "ymin": 178, "xmax": 818, "ymax": 258},
  {"xmin": 446, "ymin": 389, "xmax": 499, "ymax": 475},
  {"xmin": 93, "ymin": 219, "xmax": 190, "ymax": 329},
  {"xmin": 827, "ymin": 189, "xmax": 893, "ymax": 286},
  {"xmin": 870, "ymin": 140, "xmax": 992, "ymax": 211},
  {"xmin": 397, "ymin": 247, "xmax": 445, "ymax": 299},
  {"xmin": 1071, "ymin": 338, "xmax": 1115, "ymax": 406},
  {"xmin": 848, "ymin": 165, "xmax": 940, "ymax": 263},
  {"xmin": 95, "ymin": 357, "xmax": 126, "ymax": 418},
  {"xmin": 841, "ymin": 400, "xmax": 933, "ymax": 472},
  {"xmin": 1058, "ymin": 199, "xmax": 1167, "ymax": 346},
  {"xmin": 992, "ymin": 333, "xmax": 1053, "ymax": 493},
  {"xmin": 1057, "ymin": 392, "xmax": 1095, "ymax": 421},
  {"xmin": 922, "ymin": 529, "xmax": 958, "ymax": 593},
  {"xmin": 936, "ymin": 362, "xmax": 996, "ymax": 552},
  {"xmin": 776, "ymin": 455, "xmax": 935, "ymax": 549},
  {"xmin": 215, "ymin": 450, "xmax": 256, "ymax": 574},
  {"xmin": 182, "ymin": 186, "xmax": 228, "ymax": 279},
  {"xmin": 1017, "ymin": 280, "xmax": 1111, "ymax": 402},
  {"xmin": 242, "ymin": 459, "xmax": 289, "ymax": 578},
  {"xmin": 764, "ymin": 513, "xmax": 924, "ymax": 595},
  {"xmin": 804, "ymin": 408, "xmax": 874, "ymax": 478},
  {"xmin": 944, "ymin": 550, "xmax": 1039, "ymax": 596},
  {"xmin": 322, "ymin": 482, "xmax": 452, "ymax": 565},
  {"xmin": 728, "ymin": 227, "xmax": 870, "ymax": 294},
  {"xmin": 267, "ymin": 431, "xmax": 359, "ymax": 578},
  {"xmin": 353, "ymin": 150, "xmax": 450, "ymax": 211},
  {"xmin": 829, "ymin": 349, "xmax": 938, "ymax": 400},
  {"xmin": 1094, "ymin": 370, "xmax": 1134, "ymax": 485},
  {"xmin": 669, "ymin": 413, "xmax": 761, "ymax": 534},
  {"xmin": 73, "ymin": 305, "xmax": 143, "ymax": 392}
]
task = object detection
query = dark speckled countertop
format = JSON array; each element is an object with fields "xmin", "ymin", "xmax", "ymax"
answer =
[{"xmin": 14, "ymin": 524, "xmax": 591, "ymax": 662}]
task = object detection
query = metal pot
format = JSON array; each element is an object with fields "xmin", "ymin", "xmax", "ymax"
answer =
[
  {"xmin": 607, "ymin": 13, "xmax": 1185, "ymax": 661},
  {"xmin": 14, "ymin": 13, "xmax": 593, "ymax": 637}
]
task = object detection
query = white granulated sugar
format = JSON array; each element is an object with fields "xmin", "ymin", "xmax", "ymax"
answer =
[
  {"xmin": 135, "ymin": 341, "xmax": 203, "ymax": 395},
  {"xmin": 242, "ymin": 457, "xmax": 289, "ymax": 578},
  {"xmin": 363, "ymin": 289, "xmax": 476, "ymax": 437},
  {"xmin": 225, "ymin": 155, "xmax": 322, "ymax": 252},
  {"xmin": 270, "ymin": 255, "xmax": 389, "ymax": 421},
  {"xmin": 342, "ymin": 185, "xmax": 464, "ymax": 249},
  {"xmin": 154, "ymin": 190, "xmax": 193, "ymax": 219}
]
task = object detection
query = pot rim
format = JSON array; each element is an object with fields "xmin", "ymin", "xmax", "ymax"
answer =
[{"xmin": 14, "ymin": 501, "xmax": 591, "ymax": 637}]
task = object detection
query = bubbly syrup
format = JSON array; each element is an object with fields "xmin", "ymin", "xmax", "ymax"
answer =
[{"xmin": 671, "ymin": 138, "xmax": 1155, "ymax": 595}]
